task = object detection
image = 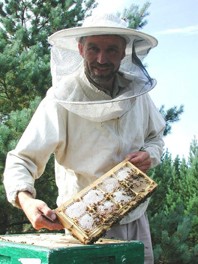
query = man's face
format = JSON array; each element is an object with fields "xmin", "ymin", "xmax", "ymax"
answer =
[{"xmin": 78, "ymin": 35, "xmax": 126, "ymax": 86}]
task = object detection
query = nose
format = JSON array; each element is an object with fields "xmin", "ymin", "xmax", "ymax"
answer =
[{"xmin": 97, "ymin": 51, "xmax": 108, "ymax": 64}]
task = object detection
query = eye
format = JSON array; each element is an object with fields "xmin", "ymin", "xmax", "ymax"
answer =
[
  {"xmin": 91, "ymin": 47, "xmax": 99, "ymax": 52},
  {"xmin": 107, "ymin": 47, "xmax": 119, "ymax": 54},
  {"xmin": 87, "ymin": 45, "xmax": 99, "ymax": 53}
]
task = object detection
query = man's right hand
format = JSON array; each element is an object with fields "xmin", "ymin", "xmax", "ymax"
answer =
[{"xmin": 17, "ymin": 191, "xmax": 64, "ymax": 231}]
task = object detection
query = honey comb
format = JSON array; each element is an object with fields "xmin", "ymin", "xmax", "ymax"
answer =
[{"xmin": 55, "ymin": 160, "xmax": 157, "ymax": 244}]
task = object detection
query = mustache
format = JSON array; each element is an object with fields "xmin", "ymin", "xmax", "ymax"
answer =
[{"xmin": 92, "ymin": 62, "xmax": 113, "ymax": 68}]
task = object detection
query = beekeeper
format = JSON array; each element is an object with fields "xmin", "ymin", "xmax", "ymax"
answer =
[{"xmin": 4, "ymin": 11, "xmax": 165, "ymax": 264}]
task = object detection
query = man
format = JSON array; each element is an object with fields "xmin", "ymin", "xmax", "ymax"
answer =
[{"xmin": 4, "ymin": 12, "xmax": 165, "ymax": 263}]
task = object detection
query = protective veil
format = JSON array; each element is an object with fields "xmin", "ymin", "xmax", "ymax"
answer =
[{"xmin": 48, "ymin": 12, "xmax": 158, "ymax": 122}]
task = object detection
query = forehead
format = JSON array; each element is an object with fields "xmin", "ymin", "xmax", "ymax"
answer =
[{"xmin": 82, "ymin": 35, "xmax": 126, "ymax": 46}]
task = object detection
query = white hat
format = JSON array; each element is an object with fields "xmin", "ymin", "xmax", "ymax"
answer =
[
  {"xmin": 48, "ymin": 12, "xmax": 157, "ymax": 57},
  {"xmin": 48, "ymin": 12, "xmax": 158, "ymax": 122}
]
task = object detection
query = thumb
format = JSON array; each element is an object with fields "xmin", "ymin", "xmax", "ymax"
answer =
[
  {"xmin": 39, "ymin": 202, "xmax": 57, "ymax": 222},
  {"xmin": 126, "ymin": 152, "xmax": 138, "ymax": 160}
]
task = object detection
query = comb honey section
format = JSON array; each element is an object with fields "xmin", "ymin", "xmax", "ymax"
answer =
[{"xmin": 55, "ymin": 160, "xmax": 157, "ymax": 244}]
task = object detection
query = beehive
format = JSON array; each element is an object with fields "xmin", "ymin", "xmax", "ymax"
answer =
[
  {"xmin": 0, "ymin": 233, "xmax": 144, "ymax": 264},
  {"xmin": 55, "ymin": 159, "xmax": 157, "ymax": 244}
]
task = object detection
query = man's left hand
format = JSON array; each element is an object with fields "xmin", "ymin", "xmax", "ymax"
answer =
[{"xmin": 126, "ymin": 151, "xmax": 151, "ymax": 173}]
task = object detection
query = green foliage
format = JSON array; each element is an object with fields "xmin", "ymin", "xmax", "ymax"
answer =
[
  {"xmin": 0, "ymin": 96, "xmax": 41, "ymax": 152},
  {"xmin": 0, "ymin": 96, "xmax": 60, "ymax": 234},
  {"xmin": 151, "ymin": 207, "xmax": 193, "ymax": 263},
  {"xmin": 160, "ymin": 105, "xmax": 184, "ymax": 136},
  {"xmin": 119, "ymin": 2, "xmax": 151, "ymax": 29},
  {"xmin": 0, "ymin": 96, "xmax": 58, "ymax": 233},
  {"xmin": 148, "ymin": 138, "xmax": 198, "ymax": 263},
  {"xmin": 0, "ymin": 97, "xmax": 41, "ymax": 234},
  {"xmin": 0, "ymin": 0, "xmax": 97, "ymax": 114}
]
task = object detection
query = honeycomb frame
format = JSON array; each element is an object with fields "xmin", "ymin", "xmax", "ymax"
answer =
[{"xmin": 55, "ymin": 159, "xmax": 157, "ymax": 244}]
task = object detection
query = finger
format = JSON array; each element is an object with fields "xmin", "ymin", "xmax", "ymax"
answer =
[
  {"xmin": 126, "ymin": 152, "xmax": 151, "ymax": 172},
  {"xmin": 40, "ymin": 216, "xmax": 64, "ymax": 230},
  {"xmin": 42, "ymin": 211, "xmax": 57, "ymax": 222},
  {"xmin": 126, "ymin": 152, "xmax": 138, "ymax": 160},
  {"xmin": 38, "ymin": 203, "xmax": 57, "ymax": 222},
  {"xmin": 133, "ymin": 157, "xmax": 151, "ymax": 170},
  {"xmin": 33, "ymin": 213, "xmax": 63, "ymax": 230},
  {"xmin": 128, "ymin": 155, "xmax": 144, "ymax": 166},
  {"xmin": 136, "ymin": 163, "xmax": 150, "ymax": 173},
  {"xmin": 127, "ymin": 151, "xmax": 149, "ymax": 163},
  {"xmin": 39, "ymin": 208, "xmax": 63, "ymax": 230}
]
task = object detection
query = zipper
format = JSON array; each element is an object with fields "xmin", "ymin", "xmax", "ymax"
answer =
[{"xmin": 115, "ymin": 117, "xmax": 122, "ymax": 157}]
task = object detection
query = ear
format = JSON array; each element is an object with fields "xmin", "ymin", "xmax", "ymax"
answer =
[
  {"xmin": 121, "ymin": 50, "xmax": 126, "ymax": 60},
  {"xmin": 78, "ymin": 42, "xmax": 84, "ymax": 57}
]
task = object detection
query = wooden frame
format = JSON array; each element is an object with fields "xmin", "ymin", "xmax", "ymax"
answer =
[{"xmin": 55, "ymin": 160, "xmax": 157, "ymax": 244}]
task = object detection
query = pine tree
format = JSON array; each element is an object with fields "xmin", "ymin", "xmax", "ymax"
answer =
[
  {"xmin": 0, "ymin": 0, "xmax": 96, "ymax": 114},
  {"xmin": 0, "ymin": 97, "xmax": 41, "ymax": 234},
  {"xmin": 148, "ymin": 138, "xmax": 198, "ymax": 263},
  {"xmin": 160, "ymin": 105, "xmax": 184, "ymax": 136},
  {"xmin": 118, "ymin": 2, "xmax": 151, "ymax": 29}
]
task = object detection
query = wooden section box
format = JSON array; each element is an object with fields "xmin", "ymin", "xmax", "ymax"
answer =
[
  {"xmin": 0, "ymin": 233, "xmax": 144, "ymax": 264},
  {"xmin": 56, "ymin": 160, "xmax": 157, "ymax": 244}
]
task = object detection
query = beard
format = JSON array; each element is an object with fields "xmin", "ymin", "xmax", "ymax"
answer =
[{"xmin": 85, "ymin": 62, "xmax": 119, "ymax": 87}]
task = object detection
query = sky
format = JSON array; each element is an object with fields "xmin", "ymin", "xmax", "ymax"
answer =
[{"xmin": 96, "ymin": 0, "xmax": 198, "ymax": 160}]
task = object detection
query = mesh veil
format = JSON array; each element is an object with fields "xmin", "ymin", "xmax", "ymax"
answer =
[{"xmin": 49, "ymin": 13, "xmax": 157, "ymax": 122}]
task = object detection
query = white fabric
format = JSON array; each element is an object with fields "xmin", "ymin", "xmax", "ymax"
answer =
[
  {"xmin": 3, "ymin": 70, "xmax": 165, "ymax": 224},
  {"xmin": 48, "ymin": 12, "xmax": 157, "ymax": 55},
  {"xmin": 51, "ymin": 66, "xmax": 155, "ymax": 122},
  {"xmin": 49, "ymin": 11, "xmax": 157, "ymax": 101},
  {"xmin": 105, "ymin": 213, "xmax": 154, "ymax": 264},
  {"xmin": 3, "ymin": 11, "xmax": 164, "ymax": 227}
]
